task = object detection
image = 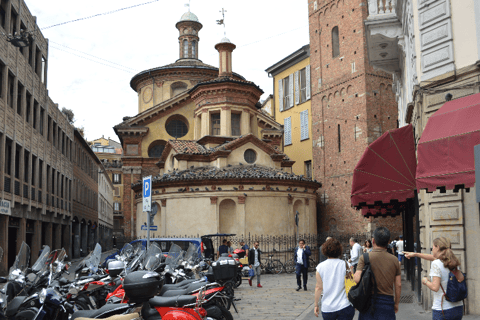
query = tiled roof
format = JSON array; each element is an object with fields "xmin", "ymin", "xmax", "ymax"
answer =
[{"xmin": 169, "ymin": 140, "xmax": 211, "ymax": 155}]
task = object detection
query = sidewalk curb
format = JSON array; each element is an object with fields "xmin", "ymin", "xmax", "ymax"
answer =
[{"xmin": 296, "ymin": 302, "xmax": 316, "ymax": 320}]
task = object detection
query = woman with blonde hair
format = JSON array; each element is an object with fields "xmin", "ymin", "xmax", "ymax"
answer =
[{"xmin": 405, "ymin": 237, "xmax": 464, "ymax": 320}]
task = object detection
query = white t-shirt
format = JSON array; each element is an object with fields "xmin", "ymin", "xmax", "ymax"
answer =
[
  {"xmin": 396, "ymin": 240, "xmax": 404, "ymax": 255},
  {"xmin": 350, "ymin": 243, "xmax": 362, "ymax": 265},
  {"xmin": 429, "ymin": 259, "xmax": 463, "ymax": 310},
  {"xmin": 316, "ymin": 259, "xmax": 351, "ymax": 313}
]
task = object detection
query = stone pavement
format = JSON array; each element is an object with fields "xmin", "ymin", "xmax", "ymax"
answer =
[{"xmin": 232, "ymin": 272, "xmax": 480, "ymax": 320}]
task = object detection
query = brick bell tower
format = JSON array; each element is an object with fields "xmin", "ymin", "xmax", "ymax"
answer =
[
  {"xmin": 176, "ymin": 10, "xmax": 203, "ymax": 60},
  {"xmin": 308, "ymin": 0, "xmax": 402, "ymax": 235}
]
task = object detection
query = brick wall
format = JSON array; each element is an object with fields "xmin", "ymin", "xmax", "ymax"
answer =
[{"xmin": 308, "ymin": 0, "xmax": 402, "ymax": 234}]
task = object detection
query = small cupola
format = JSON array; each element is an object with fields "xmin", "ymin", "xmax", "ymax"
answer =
[
  {"xmin": 176, "ymin": 10, "xmax": 203, "ymax": 60},
  {"xmin": 215, "ymin": 37, "xmax": 236, "ymax": 78}
]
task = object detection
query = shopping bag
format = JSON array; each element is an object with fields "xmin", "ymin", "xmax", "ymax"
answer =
[{"xmin": 248, "ymin": 268, "xmax": 255, "ymax": 277}]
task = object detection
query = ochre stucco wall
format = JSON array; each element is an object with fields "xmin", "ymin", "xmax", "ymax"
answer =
[
  {"xmin": 273, "ymin": 57, "xmax": 312, "ymax": 176},
  {"xmin": 139, "ymin": 80, "xmax": 194, "ymax": 113}
]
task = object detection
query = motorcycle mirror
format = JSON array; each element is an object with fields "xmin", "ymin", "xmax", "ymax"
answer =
[
  {"xmin": 26, "ymin": 268, "xmax": 32, "ymax": 274},
  {"xmin": 0, "ymin": 277, "xmax": 7, "ymax": 283}
]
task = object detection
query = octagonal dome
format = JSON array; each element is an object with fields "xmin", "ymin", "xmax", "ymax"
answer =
[{"xmin": 179, "ymin": 11, "xmax": 199, "ymax": 22}]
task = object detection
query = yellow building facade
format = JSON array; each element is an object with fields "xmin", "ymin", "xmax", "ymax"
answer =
[{"xmin": 265, "ymin": 45, "xmax": 313, "ymax": 178}]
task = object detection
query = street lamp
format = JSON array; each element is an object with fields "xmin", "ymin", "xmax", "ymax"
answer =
[{"xmin": 6, "ymin": 30, "xmax": 31, "ymax": 48}]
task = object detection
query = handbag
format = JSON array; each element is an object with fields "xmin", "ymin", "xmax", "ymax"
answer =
[
  {"xmin": 344, "ymin": 261, "xmax": 356, "ymax": 295},
  {"xmin": 248, "ymin": 268, "xmax": 255, "ymax": 277}
]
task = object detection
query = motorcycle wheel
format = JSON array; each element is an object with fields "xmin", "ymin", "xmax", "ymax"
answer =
[
  {"xmin": 213, "ymin": 304, "xmax": 233, "ymax": 320},
  {"xmin": 233, "ymin": 273, "xmax": 242, "ymax": 288},
  {"xmin": 74, "ymin": 300, "xmax": 90, "ymax": 311}
]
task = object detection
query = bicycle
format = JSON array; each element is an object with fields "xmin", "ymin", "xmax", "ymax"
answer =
[
  {"xmin": 285, "ymin": 257, "xmax": 317, "ymax": 273},
  {"xmin": 261, "ymin": 254, "xmax": 285, "ymax": 274}
]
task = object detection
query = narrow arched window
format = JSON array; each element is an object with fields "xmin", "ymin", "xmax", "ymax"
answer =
[
  {"xmin": 332, "ymin": 26, "xmax": 339, "ymax": 58},
  {"xmin": 183, "ymin": 40, "xmax": 189, "ymax": 58},
  {"xmin": 192, "ymin": 41, "xmax": 196, "ymax": 58}
]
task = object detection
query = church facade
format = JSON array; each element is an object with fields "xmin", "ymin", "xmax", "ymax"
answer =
[{"xmin": 115, "ymin": 11, "xmax": 320, "ymax": 239}]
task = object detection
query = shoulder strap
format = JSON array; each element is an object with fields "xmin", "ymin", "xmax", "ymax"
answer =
[{"xmin": 363, "ymin": 252, "xmax": 370, "ymax": 265}]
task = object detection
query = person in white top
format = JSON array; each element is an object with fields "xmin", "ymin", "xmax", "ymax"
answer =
[
  {"xmin": 404, "ymin": 237, "xmax": 464, "ymax": 320},
  {"xmin": 348, "ymin": 238, "xmax": 363, "ymax": 273},
  {"xmin": 314, "ymin": 238, "xmax": 355, "ymax": 320},
  {"xmin": 396, "ymin": 235, "xmax": 404, "ymax": 265}
]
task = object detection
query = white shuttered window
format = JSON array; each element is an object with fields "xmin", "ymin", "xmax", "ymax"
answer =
[
  {"xmin": 300, "ymin": 110, "xmax": 309, "ymax": 141},
  {"xmin": 288, "ymin": 73, "xmax": 294, "ymax": 109},
  {"xmin": 295, "ymin": 71, "xmax": 300, "ymax": 105},
  {"xmin": 284, "ymin": 117, "xmax": 292, "ymax": 146},
  {"xmin": 278, "ymin": 79, "xmax": 284, "ymax": 112}
]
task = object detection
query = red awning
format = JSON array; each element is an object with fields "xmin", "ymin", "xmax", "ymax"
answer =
[
  {"xmin": 416, "ymin": 92, "xmax": 480, "ymax": 192},
  {"xmin": 351, "ymin": 124, "xmax": 417, "ymax": 208}
]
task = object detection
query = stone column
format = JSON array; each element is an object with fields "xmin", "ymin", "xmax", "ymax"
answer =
[
  {"xmin": 81, "ymin": 222, "xmax": 87, "ymax": 256},
  {"xmin": 250, "ymin": 114, "xmax": 259, "ymax": 137},
  {"xmin": 220, "ymin": 107, "xmax": 231, "ymax": 136},
  {"xmin": 0, "ymin": 134, "xmax": 5, "ymax": 192},
  {"xmin": 237, "ymin": 196, "xmax": 246, "ymax": 236},
  {"xmin": 0, "ymin": 215, "xmax": 8, "ymax": 275},
  {"xmin": 73, "ymin": 222, "xmax": 81, "ymax": 258},
  {"xmin": 17, "ymin": 218, "xmax": 26, "ymax": 255},
  {"xmin": 194, "ymin": 115, "xmax": 201, "ymax": 140},
  {"xmin": 44, "ymin": 222, "xmax": 52, "ymax": 249},
  {"xmin": 62, "ymin": 224, "xmax": 71, "ymax": 257},
  {"xmin": 241, "ymin": 111, "xmax": 251, "ymax": 135},
  {"xmin": 53, "ymin": 223, "xmax": 62, "ymax": 250},
  {"xmin": 31, "ymin": 220, "xmax": 42, "ymax": 265},
  {"xmin": 161, "ymin": 199, "xmax": 167, "ymax": 236},
  {"xmin": 201, "ymin": 110, "xmax": 209, "ymax": 137}
]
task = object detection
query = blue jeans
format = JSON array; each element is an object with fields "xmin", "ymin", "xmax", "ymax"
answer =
[
  {"xmin": 358, "ymin": 294, "xmax": 395, "ymax": 320},
  {"xmin": 432, "ymin": 306, "xmax": 463, "ymax": 320},
  {"xmin": 322, "ymin": 305, "xmax": 355, "ymax": 320}
]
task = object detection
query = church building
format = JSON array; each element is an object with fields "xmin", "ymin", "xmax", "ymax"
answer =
[{"xmin": 114, "ymin": 10, "xmax": 320, "ymax": 239}]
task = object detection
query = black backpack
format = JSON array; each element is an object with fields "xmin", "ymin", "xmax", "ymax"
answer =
[{"xmin": 348, "ymin": 253, "xmax": 378, "ymax": 314}]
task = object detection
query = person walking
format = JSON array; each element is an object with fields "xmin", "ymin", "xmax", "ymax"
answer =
[
  {"xmin": 364, "ymin": 240, "xmax": 373, "ymax": 253},
  {"xmin": 239, "ymin": 240, "xmax": 249, "ymax": 256},
  {"xmin": 227, "ymin": 241, "xmax": 233, "ymax": 254},
  {"xmin": 314, "ymin": 238, "xmax": 355, "ymax": 319},
  {"xmin": 396, "ymin": 236, "xmax": 404, "ymax": 266},
  {"xmin": 353, "ymin": 227, "xmax": 401, "ymax": 320},
  {"xmin": 404, "ymin": 237, "xmax": 464, "ymax": 320},
  {"xmin": 248, "ymin": 241, "xmax": 262, "ymax": 288},
  {"xmin": 294, "ymin": 239, "xmax": 311, "ymax": 291},
  {"xmin": 319, "ymin": 236, "xmax": 332, "ymax": 264},
  {"xmin": 348, "ymin": 238, "xmax": 363, "ymax": 273}
]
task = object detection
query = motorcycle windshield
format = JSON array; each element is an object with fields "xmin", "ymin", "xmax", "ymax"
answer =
[
  {"xmin": 126, "ymin": 248, "xmax": 145, "ymax": 272},
  {"xmin": 9, "ymin": 242, "xmax": 30, "ymax": 276},
  {"xmin": 119, "ymin": 243, "xmax": 134, "ymax": 261},
  {"xmin": 85, "ymin": 244, "xmax": 102, "ymax": 273},
  {"xmin": 132, "ymin": 242, "xmax": 144, "ymax": 255},
  {"xmin": 165, "ymin": 244, "xmax": 182, "ymax": 269},
  {"xmin": 32, "ymin": 248, "xmax": 66, "ymax": 285},
  {"xmin": 31, "ymin": 246, "xmax": 51, "ymax": 273},
  {"xmin": 143, "ymin": 242, "xmax": 163, "ymax": 271},
  {"xmin": 184, "ymin": 243, "xmax": 199, "ymax": 263}
]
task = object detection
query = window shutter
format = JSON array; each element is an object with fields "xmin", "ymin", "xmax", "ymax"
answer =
[
  {"xmin": 295, "ymin": 71, "xmax": 300, "ymax": 105},
  {"xmin": 301, "ymin": 110, "xmax": 309, "ymax": 140},
  {"xmin": 284, "ymin": 117, "xmax": 291, "ymax": 146},
  {"xmin": 289, "ymin": 73, "xmax": 294, "ymax": 109},
  {"xmin": 278, "ymin": 79, "xmax": 284, "ymax": 112},
  {"xmin": 306, "ymin": 65, "xmax": 311, "ymax": 101},
  {"xmin": 300, "ymin": 111, "xmax": 305, "ymax": 140}
]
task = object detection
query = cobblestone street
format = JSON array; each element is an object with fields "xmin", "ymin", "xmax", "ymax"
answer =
[{"xmin": 233, "ymin": 272, "xmax": 480, "ymax": 320}]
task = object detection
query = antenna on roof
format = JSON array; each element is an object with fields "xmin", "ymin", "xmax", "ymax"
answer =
[{"xmin": 216, "ymin": 8, "xmax": 227, "ymax": 36}]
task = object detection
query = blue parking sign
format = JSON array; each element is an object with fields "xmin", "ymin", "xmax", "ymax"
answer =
[{"xmin": 143, "ymin": 176, "xmax": 152, "ymax": 212}]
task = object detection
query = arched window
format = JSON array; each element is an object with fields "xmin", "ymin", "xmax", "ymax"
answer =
[
  {"xmin": 148, "ymin": 140, "xmax": 167, "ymax": 158},
  {"xmin": 332, "ymin": 26, "xmax": 340, "ymax": 57},
  {"xmin": 192, "ymin": 41, "xmax": 196, "ymax": 58},
  {"xmin": 183, "ymin": 40, "xmax": 189, "ymax": 58}
]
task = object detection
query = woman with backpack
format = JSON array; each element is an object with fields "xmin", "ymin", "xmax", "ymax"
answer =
[
  {"xmin": 314, "ymin": 238, "xmax": 355, "ymax": 319},
  {"xmin": 405, "ymin": 237, "xmax": 465, "ymax": 320}
]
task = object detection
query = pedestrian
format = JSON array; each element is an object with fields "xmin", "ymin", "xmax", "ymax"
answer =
[
  {"xmin": 364, "ymin": 240, "xmax": 373, "ymax": 253},
  {"xmin": 227, "ymin": 241, "xmax": 233, "ymax": 254},
  {"xmin": 112, "ymin": 236, "xmax": 117, "ymax": 248},
  {"xmin": 294, "ymin": 239, "xmax": 311, "ymax": 291},
  {"xmin": 217, "ymin": 239, "xmax": 229, "ymax": 258},
  {"xmin": 314, "ymin": 238, "xmax": 355, "ymax": 319},
  {"xmin": 319, "ymin": 236, "xmax": 332, "ymax": 264},
  {"xmin": 353, "ymin": 227, "xmax": 401, "ymax": 320},
  {"xmin": 239, "ymin": 240, "xmax": 249, "ymax": 256},
  {"xmin": 404, "ymin": 237, "xmax": 464, "ymax": 320},
  {"xmin": 248, "ymin": 241, "xmax": 262, "ymax": 288},
  {"xmin": 396, "ymin": 235, "xmax": 404, "ymax": 266},
  {"xmin": 348, "ymin": 237, "xmax": 363, "ymax": 273}
]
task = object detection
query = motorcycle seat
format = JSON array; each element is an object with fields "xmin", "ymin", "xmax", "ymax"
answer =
[
  {"xmin": 75, "ymin": 312, "xmax": 140, "ymax": 320},
  {"xmin": 5, "ymin": 296, "xmax": 26, "ymax": 317},
  {"xmin": 160, "ymin": 289, "xmax": 190, "ymax": 297},
  {"xmin": 158, "ymin": 279, "xmax": 203, "ymax": 295},
  {"xmin": 149, "ymin": 295, "xmax": 196, "ymax": 308},
  {"xmin": 71, "ymin": 303, "xmax": 130, "ymax": 320}
]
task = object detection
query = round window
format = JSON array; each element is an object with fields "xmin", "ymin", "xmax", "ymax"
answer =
[
  {"xmin": 166, "ymin": 118, "xmax": 188, "ymax": 138},
  {"xmin": 148, "ymin": 140, "xmax": 166, "ymax": 158},
  {"xmin": 244, "ymin": 149, "xmax": 257, "ymax": 164}
]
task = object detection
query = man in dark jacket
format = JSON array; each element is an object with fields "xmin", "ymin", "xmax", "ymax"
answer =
[
  {"xmin": 248, "ymin": 241, "xmax": 262, "ymax": 288},
  {"xmin": 294, "ymin": 239, "xmax": 311, "ymax": 291}
]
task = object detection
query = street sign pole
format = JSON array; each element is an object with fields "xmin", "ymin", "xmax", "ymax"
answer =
[{"xmin": 143, "ymin": 176, "xmax": 152, "ymax": 251}]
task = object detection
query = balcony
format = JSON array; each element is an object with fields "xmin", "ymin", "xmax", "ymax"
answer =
[{"xmin": 365, "ymin": 0, "xmax": 404, "ymax": 73}]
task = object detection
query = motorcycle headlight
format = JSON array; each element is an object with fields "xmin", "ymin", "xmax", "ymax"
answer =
[{"xmin": 39, "ymin": 288, "xmax": 47, "ymax": 304}]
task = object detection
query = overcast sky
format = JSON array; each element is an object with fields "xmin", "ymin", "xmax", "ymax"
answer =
[{"xmin": 23, "ymin": 0, "xmax": 309, "ymax": 142}]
